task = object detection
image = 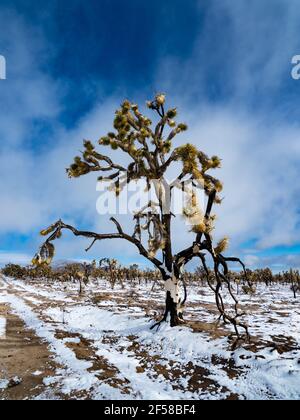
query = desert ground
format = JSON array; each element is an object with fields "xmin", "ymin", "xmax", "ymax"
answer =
[{"xmin": 0, "ymin": 274, "xmax": 299, "ymax": 400}]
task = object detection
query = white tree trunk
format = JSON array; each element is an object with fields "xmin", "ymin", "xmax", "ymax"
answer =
[{"xmin": 164, "ymin": 276, "xmax": 180, "ymax": 303}]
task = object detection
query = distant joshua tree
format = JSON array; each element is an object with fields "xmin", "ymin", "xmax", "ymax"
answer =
[{"xmin": 33, "ymin": 94, "xmax": 249, "ymax": 338}]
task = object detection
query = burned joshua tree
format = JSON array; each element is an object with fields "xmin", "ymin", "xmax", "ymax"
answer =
[{"xmin": 33, "ymin": 94, "xmax": 250, "ymax": 339}]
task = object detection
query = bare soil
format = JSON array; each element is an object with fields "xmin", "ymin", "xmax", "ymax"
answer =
[
  {"xmin": 0, "ymin": 303, "xmax": 58, "ymax": 400},
  {"xmin": 1, "ymin": 277, "xmax": 299, "ymax": 400}
]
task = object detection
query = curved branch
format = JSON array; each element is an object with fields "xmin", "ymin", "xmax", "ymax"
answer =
[
  {"xmin": 220, "ymin": 255, "xmax": 253, "ymax": 288},
  {"xmin": 159, "ymin": 151, "xmax": 178, "ymax": 175},
  {"xmin": 174, "ymin": 240, "xmax": 249, "ymax": 340},
  {"xmin": 43, "ymin": 218, "xmax": 164, "ymax": 273}
]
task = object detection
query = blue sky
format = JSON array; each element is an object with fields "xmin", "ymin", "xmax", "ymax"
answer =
[{"xmin": 1, "ymin": 0, "xmax": 300, "ymax": 270}]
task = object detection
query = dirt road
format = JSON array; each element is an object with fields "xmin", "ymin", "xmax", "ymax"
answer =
[{"xmin": 0, "ymin": 303, "xmax": 57, "ymax": 400}]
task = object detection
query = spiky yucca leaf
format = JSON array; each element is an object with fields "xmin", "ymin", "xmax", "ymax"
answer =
[
  {"xmin": 40, "ymin": 223, "xmax": 58, "ymax": 237},
  {"xmin": 155, "ymin": 94, "xmax": 166, "ymax": 105},
  {"xmin": 32, "ymin": 242, "xmax": 55, "ymax": 266},
  {"xmin": 191, "ymin": 221, "xmax": 207, "ymax": 234},
  {"xmin": 214, "ymin": 237, "xmax": 229, "ymax": 254},
  {"xmin": 183, "ymin": 192, "xmax": 206, "ymax": 234}
]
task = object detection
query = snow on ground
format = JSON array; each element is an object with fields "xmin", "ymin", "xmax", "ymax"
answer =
[
  {"xmin": 0, "ymin": 275, "xmax": 299, "ymax": 400},
  {"xmin": 0, "ymin": 317, "xmax": 6, "ymax": 339},
  {"xmin": 0, "ymin": 379, "xmax": 8, "ymax": 390}
]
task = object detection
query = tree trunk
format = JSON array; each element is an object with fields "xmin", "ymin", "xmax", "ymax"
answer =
[{"xmin": 164, "ymin": 276, "xmax": 182, "ymax": 327}]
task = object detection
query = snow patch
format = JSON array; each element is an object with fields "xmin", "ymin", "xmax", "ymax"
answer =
[{"xmin": 0, "ymin": 316, "xmax": 6, "ymax": 339}]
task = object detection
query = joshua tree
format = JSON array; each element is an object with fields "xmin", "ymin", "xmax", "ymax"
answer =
[
  {"xmin": 99, "ymin": 258, "xmax": 122, "ymax": 289},
  {"xmin": 33, "ymin": 94, "xmax": 249, "ymax": 338},
  {"xmin": 283, "ymin": 269, "xmax": 300, "ymax": 298}
]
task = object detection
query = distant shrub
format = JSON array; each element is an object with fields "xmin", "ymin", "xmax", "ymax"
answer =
[
  {"xmin": 242, "ymin": 285, "xmax": 257, "ymax": 295},
  {"xmin": 2, "ymin": 264, "xmax": 27, "ymax": 279}
]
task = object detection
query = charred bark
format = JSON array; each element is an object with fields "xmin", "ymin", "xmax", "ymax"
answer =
[{"xmin": 151, "ymin": 267, "xmax": 187, "ymax": 330}]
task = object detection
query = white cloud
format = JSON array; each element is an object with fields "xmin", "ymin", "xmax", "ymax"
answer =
[
  {"xmin": 242, "ymin": 253, "xmax": 300, "ymax": 272},
  {"xmin": 0, "ymin": 9, "xmax": 60, "ymax": 146},
  {"xmin": 0, "ymin": 251, "xmax": 32, "ymax": 266},
  {"xmin": 1, "ymin": 2, "xmax": 300, "ymax": 270}
]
